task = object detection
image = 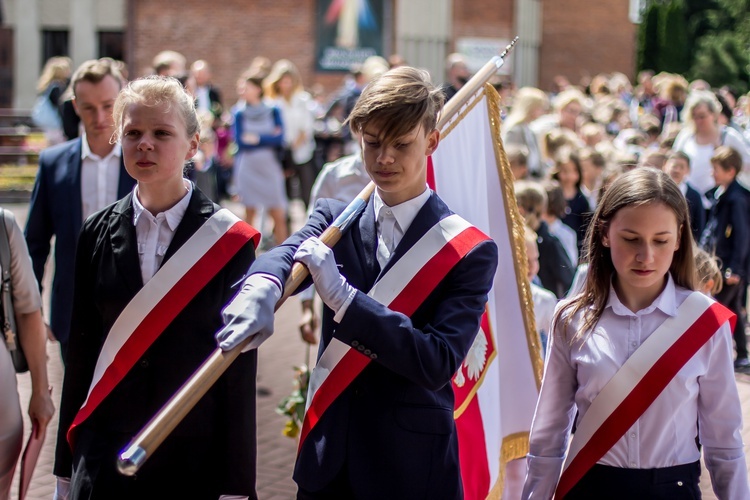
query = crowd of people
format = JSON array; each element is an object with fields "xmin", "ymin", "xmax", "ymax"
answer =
[{"xmin": 0, "ymin": 48, "xmax": 746, "ymax": 499}]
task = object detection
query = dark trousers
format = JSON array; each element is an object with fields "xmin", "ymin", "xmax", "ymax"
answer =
[
  {"xmin": 297, "ymin": 463, "xmax": 354, "ymax": 499},
  {"xmin": 565, "ymin": 461, "xmax": 701, "ymax": 499},
  {"xmin": 715, "ymin": 280, "xmax": 748, "ymax": 359}
]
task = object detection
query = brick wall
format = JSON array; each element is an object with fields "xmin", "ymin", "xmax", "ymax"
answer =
[
  {"xmin": 539, "ymin": 0, "xmax": 636, "ymax": 91},
  {"xmin": 129, "ymin": 0, "xmax": 636, "ymax": 104},
  {"xmin": 452, "ymin": 0, "xmax": 514, "ymax": 43},
  {"xmin": 130, "ymin": 0, "xmax": 347, "ymax": 110}
]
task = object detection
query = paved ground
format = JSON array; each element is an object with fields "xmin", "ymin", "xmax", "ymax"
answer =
[{"xmin": 6, "ymin": 199, "xmax": 750, "ymax": 499}]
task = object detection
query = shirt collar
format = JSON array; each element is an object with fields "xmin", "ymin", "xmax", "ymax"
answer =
[
  {"xmin": 373, "ymin": 186, "xmax": 431, "ymax": 232},
  {"xmin": 132, "ymin": 180, "xmax": 193, "ymax": 231},
  {"xmin": 606, "ymin": 273, "xmax": 678, "ymax": 317},
  {"xmin": 81, "ymin": 133, "xmax": 121, "ymax": 161}
]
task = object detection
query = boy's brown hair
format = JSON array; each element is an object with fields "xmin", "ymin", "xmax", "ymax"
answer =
[
  {"xmin": 347, "ymin": 67, "xmax": 445, "ymax": 145},
  {"xmin": 711, "ymin": 146, "xmax": 742, "ymax": 174},
  {"xmin": 667, "ymin": 150, "xmax": 691, "ymax": 168},
  {"xmin": 71, "ymin": 57, "xmax": 125, "ymax": 98}
]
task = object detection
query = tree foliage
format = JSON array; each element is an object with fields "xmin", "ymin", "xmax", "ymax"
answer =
[{"xmin": 637, "ymin": 0, "xmax": 750, "ymax": 92}]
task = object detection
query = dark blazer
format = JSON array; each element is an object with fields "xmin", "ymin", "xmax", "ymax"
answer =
[
  {"xmin": 684, "ymin": 183, "xmax": 705, "ymax": 242},
  {"xmin": 536, "ymin": 220, "xmax": 575, "ymax": 298},
  {"xmin": 25, "ymin": 138, "xmax": 135, "ymax": 350},
  {"xmin": 703, "ymin": 180, "xmax": 750, "ymax": 280},
  {"xmin": 251, "ymin": 193, "xmax": 498, "ymax": 499},
  {"xmin": 53, "ymin": 188, "xmax": 257, "ymax": 499}
]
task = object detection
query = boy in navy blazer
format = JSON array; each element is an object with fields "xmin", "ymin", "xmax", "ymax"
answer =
[
  {"xmin": 700, "ymin": 146, "xmax": 750, "ymax": 370},
  {"xmin": 217, "ymin": 67, "xmax": 498, "ymax": 499}
]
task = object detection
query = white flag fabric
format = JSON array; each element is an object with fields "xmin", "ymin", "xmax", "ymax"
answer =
[{"xmin": 429, "ymin": 83, "xmax": 543, "ymax": 499}]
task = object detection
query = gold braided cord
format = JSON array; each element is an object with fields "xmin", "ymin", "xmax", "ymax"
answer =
[{"xmin": 487, "ymin": 432, "xmax": 531, "ymax": 499}]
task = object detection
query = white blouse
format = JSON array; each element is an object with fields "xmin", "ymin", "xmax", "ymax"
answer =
[{"xmin": 523, "ymin": 275, "xmax": 749, "ymax": 499}]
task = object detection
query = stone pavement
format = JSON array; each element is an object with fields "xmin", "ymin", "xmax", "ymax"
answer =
[{"xmin": 5, "ymin": 199, "xmax": 750, "ymax": 499}]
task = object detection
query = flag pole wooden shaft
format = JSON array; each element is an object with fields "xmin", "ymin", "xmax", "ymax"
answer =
[{"xmin": 118, "ymin": 37, "xmax": 518, "ymax": 476}]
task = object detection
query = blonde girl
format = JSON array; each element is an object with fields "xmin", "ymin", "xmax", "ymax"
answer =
[{"xmin": 54, "ymin": 76, "xmax": 258, "ymax": 499}]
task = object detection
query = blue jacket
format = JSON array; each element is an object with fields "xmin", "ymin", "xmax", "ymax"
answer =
[
  {"xmin": 250, "ymin": 192, "xmax": 498, "ymax": 499},
  {"xmin": 24, "ymin": 138, "xmax": 135, "ymax": 347}
]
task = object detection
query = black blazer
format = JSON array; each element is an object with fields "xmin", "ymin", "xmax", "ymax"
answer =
[
  {"xmin": 703, "ymin": 180, "xmax": 750, "ymax": 280},
  {"xmin": 536, "ymin": 221, "xmax": 575, "ymax": 298},
  {"xmin": 25, "ymin": 138, "xmax": 135, "ymax": 349},
  {"xmin": 53, "ymin": 187, "xmax": 257, "ymax": 499},
  {"xmin": 684, "ymin": 183, "xmax": 706, "ymax": 242},
  {"xmin": 251, "ymin": 193, "xmax": 498, "ymax": 498}
]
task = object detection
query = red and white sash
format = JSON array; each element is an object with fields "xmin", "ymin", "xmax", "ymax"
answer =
[
  {"xmin": 555, "ymin": 292, "xmax": 735, "ymax": 498},
  {"xmin": 67, "ymin": 208, "xmax": 259, "ymax": 446},
  {"xmin": 298, "ymin": 214, "xmax": 491, "ymax": 450}
]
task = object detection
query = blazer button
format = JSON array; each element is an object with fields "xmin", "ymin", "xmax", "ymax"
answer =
[
  {"xmin": 352, "ymin": 340, "xmax": 359, "ymax": 347},
  {"xmin": 140, "ymin": 359, "xmax": 149, "ymax": 368},
  {"xmin": 370, "ymin": 353, "xmax": 377, "ymax": 360},
  {"xmin": 357, "ymin": 345, "xmax": 365, "ymax": 351}
]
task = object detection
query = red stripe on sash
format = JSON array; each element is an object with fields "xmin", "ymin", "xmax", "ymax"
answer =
[
  {"xmin": 67, "ymin": 222, "xmax": 259, "ymax": 446},
  {"xmin": 555, "ymin": 302, "xmax": 735, "ymax": 498},
  {"xmin": 298, "ymin": 225, "xmax": 490, "ymax": 451}
]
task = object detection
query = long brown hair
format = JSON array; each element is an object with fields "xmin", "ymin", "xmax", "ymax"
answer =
[{"xmin": 555, "ymin": 167, "xmax": 696, "ymax": 343}]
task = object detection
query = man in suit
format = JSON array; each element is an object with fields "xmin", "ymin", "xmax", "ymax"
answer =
[
  {"xmin": 190, "ymin": 59, "xmax": 222, "ymax": 117},
  {"xmin": 25, "ymin": 58, "xmax": 135, "ymax": 364},
  {"xmin": 217, "ymin": 67, "xmax": 498, "ymax": 499}
]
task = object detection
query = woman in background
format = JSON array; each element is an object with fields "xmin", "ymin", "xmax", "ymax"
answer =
[{"xmin": 264, "ymin": 60, "xmax": 318, "ymax": 210}]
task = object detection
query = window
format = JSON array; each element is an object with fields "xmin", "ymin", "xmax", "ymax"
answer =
[
  {"xmin": 41, "ymin": 30, "xmax": 69, "ymax": 66},
  {"xmin": 98, "ymin": 31, "xmax": 125, "ymax": 61}
]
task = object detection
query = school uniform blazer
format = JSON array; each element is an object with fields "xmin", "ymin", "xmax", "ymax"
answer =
[
  {"xmin": 684, "ymin": 183, "xmax": 705, "ymax": 242},
  {"xmin": 705, "ymin": 180, "xmax": 750, "ymax": 280},
  {"xmin": 25, "ymin": 138, "xmax": 135, "ymax": 348},
  {"xmin": 250, "ymin": 192, "xmax": 498, "ymax": 499},
  {"xmin": 53, "ymin": 187, "xmax": 257, "ymax": 499}
]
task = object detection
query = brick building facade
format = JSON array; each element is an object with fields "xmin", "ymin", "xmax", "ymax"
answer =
[{"xmin": 126, "ymin": 0, "xmax": 636, "ymax": 110}]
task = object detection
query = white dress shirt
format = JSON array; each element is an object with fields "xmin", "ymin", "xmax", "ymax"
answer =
[
  {"xmin": 132, "ymin": 180, "xmax": 192, "ymax": 285},
  {"xmin": 523, "ymin": 275, "xmax": 749, "ymax": 499},
  {"xmin": 80, "ymin": 134, "xmax": 121, "ymax": 220},
  {"xmin": 332, "ymin": 187, "xmax": 431, "ymax": 323}
]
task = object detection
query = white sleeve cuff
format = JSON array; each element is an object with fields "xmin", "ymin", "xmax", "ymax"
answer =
[{"xmin": 333, "ymin": 288, "xmax": 358, "ymax": 323}]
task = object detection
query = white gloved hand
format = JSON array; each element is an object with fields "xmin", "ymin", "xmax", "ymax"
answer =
[
  {"xmin": 54, "ymin": 477, "xmax": 71, "ymax": 500},
  {"xmin": 294, "ymin": 237, "xmax": 354, "ymax": 313},
  {"xmin": 215, "ymin": 274, "xmax": 281, "ymax": 352}
]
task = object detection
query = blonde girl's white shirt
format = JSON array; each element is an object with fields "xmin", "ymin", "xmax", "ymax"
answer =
[
  {"xmin": 271, "ymin": 91, "xmax": 316, "ymax": 164},
  {"xmin": 523, "ymin": 275, "xmax": 749, "ymax": 499},
  {"xmin": 132, "ymin": 180, "xmax": 192, "ymax": 285}
]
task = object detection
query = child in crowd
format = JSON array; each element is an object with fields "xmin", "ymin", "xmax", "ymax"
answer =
[
  {"xmin": 694, "ymin": 246, "xmax": 722, "ymax": 296},
  {"xmin": 577, "ymin": 147, "xmax": 606, "ymax": 211},
  {"xmin": 550, "ymin": 146, "xmax": 590, "ymax": 255},
  {"xmin": 506, "ymin": 144, "xmax": 530, "ymax": 180},
  {"xmin": 700, "ymin": 145, "xmax": 750, "ymax": 371},
  {"xmin": 54, "ymin": 76, "xmax": 259, "ymax": 498},
  {"xmin": 665, "ymin": 151, "xmax": 705, "ymax": 241},
  {"xmin": 523, "ymin": 167, "xmax": 749, "ymax": 499},
  {"xmin": 542, "ymin": 180, "xmax": 578, "ymax": 265},
  {"xmin": 515, "ymin": 180, "xmax": 574, "ymax": 298},
  {"xmin": 524, "ymin": 226, "xmax": 557, "ymax": 356}
]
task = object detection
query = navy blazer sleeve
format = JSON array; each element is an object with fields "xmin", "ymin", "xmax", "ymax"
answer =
[
  {"xmin": 25, "ymin": 150, "xmax": 56, "ymax": 289},
  {"xmin": 251, "ymin": 198, "xmax": 498, "ymax": 391}
]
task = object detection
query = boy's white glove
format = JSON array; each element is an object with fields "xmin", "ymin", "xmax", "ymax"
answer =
[
  {"xmin": 294, "ymin": 237, "xmax": 354, "ymax": 313},
  {"xmin": 215, "ymin": 274, "xmax": 281, "ymax": 352},
  {"xmin": 54, "ymin": 477, "xmax": 70, "ymax": 500}
]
